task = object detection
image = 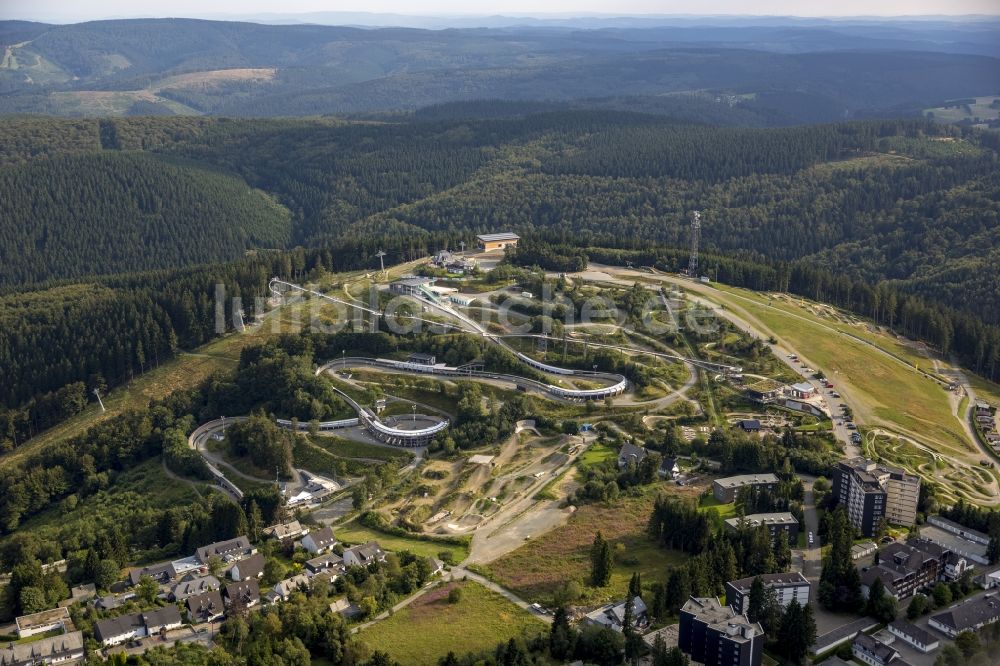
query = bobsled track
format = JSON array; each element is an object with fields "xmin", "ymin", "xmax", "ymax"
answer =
[{"xmin": 261, "ymin": 278, "xmax": 741, "ymax": 446}]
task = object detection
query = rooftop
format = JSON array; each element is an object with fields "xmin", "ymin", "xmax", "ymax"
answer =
[
  {"xmin": 477, "ymin": 232, "xmax": 520, "ymax": 242},
  {"xmin": 888, "ymin": 619, "xmax": 936, "ymax": 646},
  {"xmin": 930, "ymin": 593, "xmax": 1000, "ymax": 632},
  {"xmin": 0, "ymin": 630, "xmax": 83, "ymax": 664},
  {"xmin": 681, "ymin": 597, "xmax": 762, "ymax": 643},
  {"xmin": 853, "ymin": 631, "xmax": 898, "ymax": 663},
  {"xmin": 14, "ymin": 606, "xmax": 70, "ymax": 631},
  {"xmin": 727, "ymin": 572, "xmax": 810, "ymax": 592},
  {"xmin": 94, "ymin": 613, "xmax": 145, "ymax": 642},
  {"xmin": 725, "ymin": 512, "xmax": 798, "ymax": 531},
  {"xmin": 715, "ymin": 473, "xmax": 779, "ymax": 489}
]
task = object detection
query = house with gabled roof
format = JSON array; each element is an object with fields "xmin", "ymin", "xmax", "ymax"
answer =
[
  {"xmin": 301, "ymin": 526, "xmax": 337, "ymax": 555},
  {"xmin": 170, "ymin": 574, "xmax": 221, "ymax": 602},
  {"xmin": 306, "ymin": 553, "xmax": 344, "ymax": 576},
  {"xmin": 266, "ymin": 574, "xmax": 312, "ymax": 603},
  {"xmin": 224, "ymin": 580, "xmax": 261, "ymax": 609},
  {"xmin": 0, "ymin": 629, "xmax": 84, "ymax": 665},
  {"xmin": 196, "ymin": 536, "xmax": 254, "ymax": 564},
  {"xmin": 617, "ymin": 442, "xmax": 647, "ymax": 469},
  {"xmin": 929, "ymin": 593, "xmax": 1000, "ymax": 638},
  {"xmin": 128, "ymin": 561, "xmax": 177, "ymax": 587},
  {"xmin": 342, "ymin": 541, "xmax": 385, "ymax": 568},
  {"xmin": 227, "ymin": 552, "xmax": 265, "ymax": 582},
  {"xmin": 186, "ymin": 590, "xmax": 225, "ymax": 623},
  {"xmin": 264, "ymin": 520, "xmax": 307, "ymax": 541}
]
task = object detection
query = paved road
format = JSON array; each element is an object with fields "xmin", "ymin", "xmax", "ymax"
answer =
[{"xmin": 799, "ymin": 476, "xmax": 823, "ymax": 579}]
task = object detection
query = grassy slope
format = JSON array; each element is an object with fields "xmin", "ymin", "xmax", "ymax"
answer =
[
  {"xmin": 708, "ymin": 285, "xmax": 970, "ymax": 457},
  {"xmin": 483, "ymin": 483, "xmax": 690, "ymax": 605},
  {"xmin": 356, "ymin": 580, "xmax": 546, "ymax": 666},
  {"xmin": 0, "ymin": 335, "xmax": 244, "ymax": 468}
]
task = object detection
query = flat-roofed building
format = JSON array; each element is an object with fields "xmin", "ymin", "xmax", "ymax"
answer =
[
  {"xmin": 679, "ymin": 597, "xmax": 763, "ymax": 666},
  {"xmin": 14, "ymin": 607, "xmax": 70, "ymax": 638},
  {"xmin": 725, "ymin": 572, "xmax": 811, "ymax": 615},
  {"xmin": 388, "ymin": 276, "xmax": 434, "ymax": 297},
  {"xmin": 477, "ymin": 232, "xmax": 519, "ymax": 252},
  {"xmin": 713, "ymin": 473, "xmax": 779, "ymax": 503},
  {"xmin": 724, "ymin": 513, "xmax": 799, "ymax": 543}
]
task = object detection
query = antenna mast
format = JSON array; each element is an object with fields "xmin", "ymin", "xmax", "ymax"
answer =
[
  {"xmin": 688, "ymin": 211, "xmax": 701, "ymax": 277},
  {"xmin": 93, "ymin": 388, "xmax": 106, "ymax": 413}
]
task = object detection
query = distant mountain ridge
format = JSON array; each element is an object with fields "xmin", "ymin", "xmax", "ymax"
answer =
[{"xmin": 1, "ymin": 18, "xmax": 998, "ymax": 121}]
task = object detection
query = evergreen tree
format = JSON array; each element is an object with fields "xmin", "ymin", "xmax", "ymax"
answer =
[
  {"xmin": 746, "ymin": 576, "xmax": 766, "ymax": 624},
  {"xmin": 629, "ymin": 572, "xmax": 642, "ymax": 599},
  {"xmin": 549, "ymin": 606, "xmax": 576, "ymax": 660},
  {"xmin": 591, "ymin": 531, "xmax": 613, "ymax": 587},
  {"xmin": 778, "ymin": 599, "xmax": 816, "ymax": 664}
]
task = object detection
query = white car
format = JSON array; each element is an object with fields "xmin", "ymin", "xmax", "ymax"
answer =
[{"xmin": 808, "ymin": 532, "xmax": 814, "ymax": 545}]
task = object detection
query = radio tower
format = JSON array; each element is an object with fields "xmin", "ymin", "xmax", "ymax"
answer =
[{"xmin": 688, "ymin": 210, "xmax": 701, "ymax": 277}]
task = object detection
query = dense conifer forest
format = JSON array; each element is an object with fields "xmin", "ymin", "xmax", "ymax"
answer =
[{"xmin": 1, "ymin": 111, "xmax": 999, "ymax": 449}]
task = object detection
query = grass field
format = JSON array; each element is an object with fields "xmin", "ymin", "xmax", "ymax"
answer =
[
  {"xmin": 483, "ymin": 483, "xmax": 691, "ymax": 605},
  {"xmin": 924, "ymin": 97, "xmax": 1000, "ymax": 125},
  {"xmin": 707, "ymin": 285, "xmax": 971, "ymax": 458},
  {"xmin": 334, "ymin": 519, "xmax": 470, "ymax": 562},
  {"xmin": 698, "ymin": 495, "xmax": 736, "ymax": 520},
  {"xmin": 310, "ymin": 435, "xmax": 413, "ymax": 462},
  {"xmin": 578, "ymin": 443, "xmax": 616, "ymax": 469},
  {"xmin": 356, "ymin": 581, "xmax": 546, "ymax": 665}
]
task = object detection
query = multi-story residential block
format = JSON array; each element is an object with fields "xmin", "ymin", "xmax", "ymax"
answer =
[
  {"xmin": 724, "ymin": 512, "xmax": 799, "ymax": 543},
  {"xmin": 725, "ymin": 572, "xmax": 811, "ymax": 615},
  {"xmin": 713, "ymin": 474, "xmax": 779, "ymax": 504},
  {"xmin": 679, "ymin": 597, "xmax": 763, "ymax": 666},
  {"xmin": 832, "ymin": 458, "xmax": 919, "ymax": 536}
]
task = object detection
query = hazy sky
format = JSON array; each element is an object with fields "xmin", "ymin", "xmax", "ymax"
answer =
[{"xmin": 4, "ymin": 0, "xmax": 999, "ymax": 23}]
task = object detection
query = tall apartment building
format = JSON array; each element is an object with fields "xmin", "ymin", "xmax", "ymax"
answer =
[
  {"xmin": 679, "ymin": 597, "xmax": 763, "ymax": 666},
  {"xmin": 831, "ymin": 457, "xmax": 919, "ymax": 536}
]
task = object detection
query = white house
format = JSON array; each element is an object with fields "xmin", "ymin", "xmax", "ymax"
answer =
[
  {"xmin": 94, "ymin": 614, "xmax": 147, "ymax": 647},
  {"xmin": 266, "ymin": 574, "xmax": 312, "ymax": 603},
  {"xmin": 301, "ymin": 526, "xmax": 337, "ymax": 555},
  {"xmin": 888, "ymin": 619, "xmax": 939, "ymax": 653}
]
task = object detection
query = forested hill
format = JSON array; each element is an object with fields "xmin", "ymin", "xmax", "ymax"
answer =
[
  {"xmin": 2, "ymin": 113, "xmax": 997, "ymax": 326},
  {"xmin": 0, "ymin": 151, "xmax": 291, "ymax": 284},
  {"xmin": 1, "ymin": 18, "xmax": 998, "ymax": 121}
]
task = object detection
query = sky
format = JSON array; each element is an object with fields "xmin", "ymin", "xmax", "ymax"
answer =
[{"xmin": 3, "ymin": 0, "xmax": 999, "ymax": 23}]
